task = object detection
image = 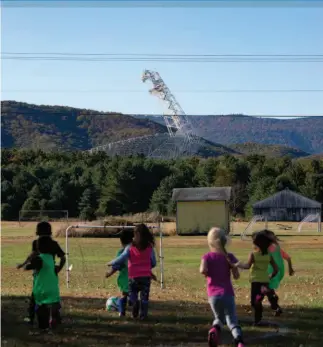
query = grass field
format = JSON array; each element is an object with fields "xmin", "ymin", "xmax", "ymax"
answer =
[{"xmin": 2, "ymin": 222, "xmax": 323, "ymax": 346}]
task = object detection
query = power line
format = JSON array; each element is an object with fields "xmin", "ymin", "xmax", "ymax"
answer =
[
  {"xmin": 3, "ymin": 89, "xmax": 323, "ymax": 93},
  {"xmin": 3, "ymin": 52, "xmax": 323, "ymax": 57},
  {"xmin": 2, "ymin": 52, "xmax": 323, "ymax": 63}
]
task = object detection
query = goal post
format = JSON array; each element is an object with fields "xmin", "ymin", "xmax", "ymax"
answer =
[
  {"xmin": 241, "ymin": 215, "xmax": 268, "ymax": 240},
  {"xmin": 19, "ymin": 210, "xmax": 69, "ymax": 226},
  {"xmin": 64, "ymin": 222, "xmax": 165, "ymax": 290},
  {"xmin": 298, "ymin": 213, "xmax": 322, "ymax": 233}
]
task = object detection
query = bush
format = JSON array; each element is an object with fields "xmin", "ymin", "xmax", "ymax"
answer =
[
  {"xmin": 54, "ymin": 217, "xmax": 176, "ymax": 238},
  {"xmin": 55, "ymin": 218, "xmax": 134, "ymax": 238}
]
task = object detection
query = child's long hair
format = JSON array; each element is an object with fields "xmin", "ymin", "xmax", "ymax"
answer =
[
  {"xmin": 253, "ymin": 232, "xmax": 272, "ymax": 255},
  {"xmin": 207, "ymin": 227, "xmax": 235, "ymax": 268},
  {"xmin": 261, "ymin": 229, "xmax": 279, "ymax": 244},
  {"xmin": 207, "ymin": 227, "xmax": 228, "ymax": 253},
  {"xmin": 133, "ymin": 223, "xmax": 155, "ymax": 250}
]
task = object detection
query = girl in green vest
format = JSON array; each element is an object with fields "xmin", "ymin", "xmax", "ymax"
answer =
[
  {"xmin": 234, "ymin": 232, "xmax": 279, "ymax": 325},
  {"xmin": 256, "ymin": 230, "xmax": 295, "ymax": 316},
  {"xmin": 24, "ymin": 236, "xmax": 61, "ymax": 332}
]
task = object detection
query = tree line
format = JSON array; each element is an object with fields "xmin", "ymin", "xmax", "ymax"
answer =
[{"xmin": 1, "ymin": 149, "xmax": 323, "ymax": 221}]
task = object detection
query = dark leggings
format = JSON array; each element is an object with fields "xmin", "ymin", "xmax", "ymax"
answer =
[
  {"xmin": 36, "ymin": 303, "xmax": 61, "ymax": 329},
  {"xmin": 251, "ymin": 282, "xmax": 280, "ymax": 323},
  {"xmin": 129, "ymin": 277, "xmax": 151, "ymax": 319},
  {"xmin": 28, "ymin": 293, "xmax": 36, "ymax": 323}
]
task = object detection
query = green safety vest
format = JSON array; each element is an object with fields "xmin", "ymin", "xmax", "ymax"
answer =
[
  {"xmin": 116, "ymin": 248, "xmax": 129, "ymax": 293},
  {"xmin": 268, "ymin": 244, "xmax": 285, "ymax": 290},
  {"xmin": 33, "ymin": 253, "xmax": 60, "ymax": 305}
]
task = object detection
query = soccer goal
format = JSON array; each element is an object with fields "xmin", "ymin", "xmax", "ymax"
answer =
[
  {"xmin": 64, "ymin": 222, "xmax": 165, "ymax": 290},
  {"xmin": 241, "ymin": 215, "xmax": 268, "ymax": 240},
  {"xmin": 19, "ymin": 210, "xmax": 69, "ymax": 226},
  {"xmin": 298, "ymin": 213, "xmax": 322, "ymax": 233}
]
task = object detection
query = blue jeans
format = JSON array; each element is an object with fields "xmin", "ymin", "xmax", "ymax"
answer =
[{"xmin": 208, "ymin": 295, "xmax": 242, "ymax": 339}]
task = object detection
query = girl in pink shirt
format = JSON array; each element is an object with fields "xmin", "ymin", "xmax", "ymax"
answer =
[
  {"xmin": 109, "ymin": 224, "xmax": 156, "ymax": 320},
  {"xmin": 200, "ymin": 227, "xmax": 244, "ymax": 347}
]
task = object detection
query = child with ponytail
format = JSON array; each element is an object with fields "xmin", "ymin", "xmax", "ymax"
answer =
[
  {"xmin": 255, "ymin": 229, "xmax": 295, "ymax": 316},
  {"xmin": 200, "ymin": 227, "xmax": 245, "ymax": 347},
  {"xmin": 108, "ymin": 224, "xmax": 156, "ymax": 320},
  {"xmin": 235, "ymin": 231, "xmax": 279, "ymax": 325}
]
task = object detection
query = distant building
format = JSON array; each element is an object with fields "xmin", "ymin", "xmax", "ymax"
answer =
[
  {"xmin": 252, "ymin": 188, "xmax": 321, "ymax": 222},
  {"xmin": 172, "ymin": 187, "xmax": 232, "ymax": 235}
]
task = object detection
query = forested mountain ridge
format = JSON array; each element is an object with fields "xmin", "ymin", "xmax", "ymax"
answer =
[
  {"xmin": 230, "ymin": 142, "xmax": 310, "ymax": 158},
  {"xmin": 2, "ymin": 101, "xmax": 323, "ymax": 156},
  {"xmin": 134, "ymin": 114, "xmax": 323, "ymax": 154},
  {"xmin": 1, "ymin": 101, "xmax": 167, "ymax": 150}
]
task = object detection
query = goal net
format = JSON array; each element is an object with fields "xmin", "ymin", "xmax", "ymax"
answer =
[
  {"xmin": 241, "ymin": 215, "xmax": 268, "ymax": 240},
  {"xmin": 19, "ymin": 210, "xmax": 69, "ymax": 227},
  {"xmin": 298, "ymin": 213, "xmax": 322, "ymax": 233},
  {"xmin": 63, "ymin": 223, "xmax": 165, "ymax": 292}
]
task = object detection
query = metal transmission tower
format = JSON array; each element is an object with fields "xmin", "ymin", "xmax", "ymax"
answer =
[{"xmin": 142, "ymin": 70, "xmax": 198, "ymax": 159}]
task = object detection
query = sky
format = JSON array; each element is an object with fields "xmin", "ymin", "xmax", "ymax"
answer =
[{"xmin": 1, "ymin": 2, "xmax": 323, "ymax": 116}]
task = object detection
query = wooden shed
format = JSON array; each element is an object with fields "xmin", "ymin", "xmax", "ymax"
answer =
[
  {"xmin": 252, "ymin": 188, "xmax": 321, "ymax": 222},
  {"xmin": 172, "ymin": 187, "xmax": 232, "ymax": 235}
]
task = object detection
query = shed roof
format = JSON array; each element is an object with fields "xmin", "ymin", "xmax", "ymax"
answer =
[
  {"xmin": 172, "ymin": 187, "xmax": 232, "ymax": 202},
  {"xmin": 253, "ymin": 188, "xmax": 321, "ymax": 209}
]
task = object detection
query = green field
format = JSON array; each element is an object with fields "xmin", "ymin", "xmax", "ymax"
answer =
[{"xmin": 2, "ymin": 222, "xmax": 323, "ymax": 346}]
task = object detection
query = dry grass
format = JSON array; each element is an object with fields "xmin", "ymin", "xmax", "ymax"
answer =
[{"xmin": 1, "ymin": 221, "xmax": 323, "ymax": 346}]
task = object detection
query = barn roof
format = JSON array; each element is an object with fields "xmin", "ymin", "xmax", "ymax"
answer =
[
  {"xmin": 253, "ymin": 188, "xmax": 321, "ymax": 209},
  {"xmin": 172, "ymin": 187, "xmax": 232, "ymax": 202}
]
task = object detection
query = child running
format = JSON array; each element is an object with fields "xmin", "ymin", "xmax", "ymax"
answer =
[
  {"xmin": 17, "ymin": 222, "xmax": 66, "ymax": 325},
  {"xmin": 105, "ymin": 229, "xmax": 134, "ymax": 316},
  {"xmin": 200, "ymin": 227, "xmax": 245, "ymax": 347},
  {"xmin": 257, "ymin": 229, "xmax": 295, "ymax": 316},
  {"xmin": 23, "ymin": 236, "xmax": 61, "ymax": 333},
  {"xmin": 108, "ymin": 224, "xmax": 157, "ymax": 320},
  {"xmin": 234, "ymin": 232, "xmax": 279, "ymax": 325}
]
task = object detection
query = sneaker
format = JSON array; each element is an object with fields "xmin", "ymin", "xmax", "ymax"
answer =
[
  {"xmin": 234, "ymin": 336, "xmax": 245, "ymax": 347},
  {"xmin": 24, "ymin": 317, "xmax": 34, "ymax": 326},
  {"xmin": 274, "ymin": 308, "xmax": 283, "ymax": 317},
  {"xmin": 253, "ymin": 320, "xmax": 262, "ymax": 326},
  {"xmin": 208, "ymin": 327, "xmax": 220, "ymax": 347}
]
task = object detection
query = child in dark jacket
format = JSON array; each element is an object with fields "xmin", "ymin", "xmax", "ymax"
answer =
[{"xmin": 24, "ymin": 236, "xmax": 61, "ymax": 332}]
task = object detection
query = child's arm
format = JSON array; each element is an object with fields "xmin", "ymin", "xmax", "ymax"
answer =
[
  {"xmin": 269, "ymin": 255, "xmax": 279, "ymax": 279},
  {"xmin": 281, "ymin": 248, "xmax": 295, "ymax": 276},
  {"xmin": 105, "ymin": 267, "xmax": 117, "ymax": 278},
  {"xmin": 107, "ymin": 245, "xmax": 131, "ymax": 268},
  {"xmin": 228, "ymin": 254, "xmax": 240, "ymax": 280},
  {"xmin": 151, "ymin": 272, "xmax": 158, "ymax": 282},
  {"xmin": 151, "ymin": 249, "xmax": 157, "ymax": 269},
  {"xmin": 55, "ymin": 242, "xmax": 66, "ymax": 274},
  {"xmin": 17, "ymin": 251, "xmax": 37, "ymax": 269},
  {"xmin": 24, "ymin": 256, "xmax": 42, "ymax": 271},
  {"xmin": 234, "ymin": 253, "xmax": 254, "ymax": 270},
  {"xmin": 231, "ymin": 267, "xmax": 240, "ymax": 280},
  {"xmin": 199, "ymin": 258, "xmax": 208, "ymax": 276}
]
